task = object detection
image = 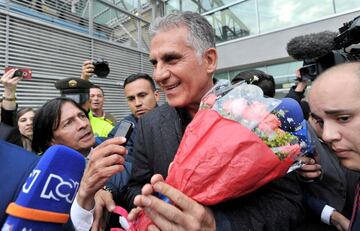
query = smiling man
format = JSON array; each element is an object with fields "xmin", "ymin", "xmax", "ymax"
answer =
[
  {"xmin": 309, "ymin": 62, "xmax": 360, "ymax": 231},
  {"xmin": 121, "ymin": 11, "xmax": 304, "ymax": 231}
]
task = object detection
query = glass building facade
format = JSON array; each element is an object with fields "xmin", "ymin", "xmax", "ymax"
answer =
[
  {"xmin": 166, "ymin": 0, "xmax": 360, "ymax": 43},
  {"xmin": 164, "ymin": 0, "xmax": 360, "ymax": 92}
]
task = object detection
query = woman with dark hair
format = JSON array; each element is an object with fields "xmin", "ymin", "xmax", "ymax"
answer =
[
  {"xmin": 16, "ymin": 108, "xmax": 34, "ymax": 151},
  {"xmin": 7, "ymin": 107, "xmax": 35, "ymax": 152}
]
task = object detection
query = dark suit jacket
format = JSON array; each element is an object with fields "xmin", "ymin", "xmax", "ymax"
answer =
[
  {"xmin": 0, "ymin": 140, "xmax": 39, "ymax": 226},
  {"xmin": 124, "ymin": 103, "xmax": 304, "ymax": 231}
]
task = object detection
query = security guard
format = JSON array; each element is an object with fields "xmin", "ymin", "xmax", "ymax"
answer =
[{"xmin": 55, "ymin": 77, "xmax": 114, "ymax": 137}]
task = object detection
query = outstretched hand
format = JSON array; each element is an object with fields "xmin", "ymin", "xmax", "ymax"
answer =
[{"xmin": 129, "ymin": 174, "xmax": 216, "ymax": 231}]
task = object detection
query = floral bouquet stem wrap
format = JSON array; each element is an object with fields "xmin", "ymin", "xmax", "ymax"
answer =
[{"xmin": 129, "ymin": 81, "xmax": 301, "ymax": 230}]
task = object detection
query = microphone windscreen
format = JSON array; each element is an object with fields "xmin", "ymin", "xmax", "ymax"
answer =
[
  {"xmin": 2, "ymin": 145, "xmax": 86, "ymax": 231},
  {"xmin": 286, "ymin": 31, "xmax": 337, "ymax": 60}
]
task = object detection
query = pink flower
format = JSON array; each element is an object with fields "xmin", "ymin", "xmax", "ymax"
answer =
[{"xmin": 259, "ymin": 113, "xmax": 281, "ymax": 132}]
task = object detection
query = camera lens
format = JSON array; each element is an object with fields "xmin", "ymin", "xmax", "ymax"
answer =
[
  {"xmin": 13, "ymin": 70, "xmax": 23, "ymax": 78},
  {"xmin": 93, "ymin": 59, "xmax": 110, "ymax": 78}
]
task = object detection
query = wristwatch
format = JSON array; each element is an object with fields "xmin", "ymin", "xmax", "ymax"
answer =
[{"xmin": 2, "ymin": 96, "xmax": 16, "ymax": 101}]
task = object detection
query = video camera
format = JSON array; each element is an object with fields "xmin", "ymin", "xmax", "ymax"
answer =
[{"xmin": 287, "ymin": 15, "xmax": 360, "ymax": 81}]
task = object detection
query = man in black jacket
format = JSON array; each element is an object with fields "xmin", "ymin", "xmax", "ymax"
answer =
[
  {"xmin": 122, "ymin": 11, "xmax": 304, "ymax": 231},
  {"xmin": 308, "ymin": 62, "xmax": 360, "ymax": 231}
]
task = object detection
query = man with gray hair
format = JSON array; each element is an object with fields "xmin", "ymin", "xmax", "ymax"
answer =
[
  {"xmin": 118, "ymin": 11, "xmax": 304, "ymax": 231},
  {"xmin": 84, "ymin": 11, "xmax": 303, "ymax": 230}
]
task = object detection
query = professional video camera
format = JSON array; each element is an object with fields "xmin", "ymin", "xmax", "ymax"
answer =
[{"xmin": 287, "ymin": 15, "xmax": 360, "ymax": 81}]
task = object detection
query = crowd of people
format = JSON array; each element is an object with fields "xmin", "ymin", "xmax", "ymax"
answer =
[{"xmin": 1, "ymin": 11, "xmax": 360, "ymax": 231}]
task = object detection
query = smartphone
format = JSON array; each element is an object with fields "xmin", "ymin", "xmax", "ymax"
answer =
[
  {"xmin": 114, "ymin": 120, "xmax": 134, "ymax": 146},
  {"xmin": 5, "ymin": 67, "xmax": 32, "ymax": 80}
]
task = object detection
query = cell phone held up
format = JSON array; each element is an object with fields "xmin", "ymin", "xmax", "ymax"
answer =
[
  {"xmin": 114, "ymin": 120, "xmax": 134, "ymax": 146},
  {"xmin": 5, "ymin": 67, "xmax": 32, "ymax": 80}
]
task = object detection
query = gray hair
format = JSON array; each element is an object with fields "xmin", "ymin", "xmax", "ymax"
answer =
[{"xmin": 149, "ymin": 11, "xmax": 216, "ymax": 57}]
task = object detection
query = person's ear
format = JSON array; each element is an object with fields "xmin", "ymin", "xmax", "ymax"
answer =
[
  {"xmin": 154, "ymin": 90, "xmax": 160, "ymax": 102},
  {"xmin": 203, "ymin": 48, "xmax": 217, "ymax": 74}
]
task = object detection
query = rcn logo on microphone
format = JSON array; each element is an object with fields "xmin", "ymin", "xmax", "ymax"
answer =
[
  {"xmin": 22, "ymin": 169, "xmax": 41, "ymax": 194},
  {"xmin": 40, "ymin": 174, "xmax": 80, "ymax": 204}
]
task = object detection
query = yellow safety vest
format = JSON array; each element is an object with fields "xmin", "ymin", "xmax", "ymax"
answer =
[{"xmin": 88, "ymin": 111, "xmax": 114, "ymax": 137}]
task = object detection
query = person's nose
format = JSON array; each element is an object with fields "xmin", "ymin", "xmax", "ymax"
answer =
[
  {"xmin": 153, "ymin": 63, "xmax": 170, "ymax": 84},
  {"xmin": 135, "ymin": 97, "xmax": 142, "ymax": 107},
  {"xmin": 321, "ymin": 121, "xmax": 341, "ymax": 144},
  {"xmin": 77, "ymin": 117, "xmax": 89, "ymax": 130},
  {"xmin": 27, "ymin": 119, "xmax": 33, "ymax": 126}
]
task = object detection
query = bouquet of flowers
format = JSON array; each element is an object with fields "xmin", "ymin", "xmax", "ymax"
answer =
[{"xmin": 128, "ymin": 81, "xmax": 303, "ymax": 230}]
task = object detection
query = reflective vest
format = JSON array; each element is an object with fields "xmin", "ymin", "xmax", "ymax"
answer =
[{"xmin": 88, "ymin": 111, "xmax": 114, "ymax": 137}]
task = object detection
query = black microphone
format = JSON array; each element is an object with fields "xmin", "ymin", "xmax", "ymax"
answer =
[{"xmin": 286, "ymin": 31, "xmax": 338, "ymax": 60}]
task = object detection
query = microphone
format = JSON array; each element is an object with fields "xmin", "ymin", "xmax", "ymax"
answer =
[
  {"xmin": 275, "ymin": 98, "xmax": 314, "ymax": 156},
  {"xmin": 275, "ymin": 98, "xmax": 304, "ymax": 132},
  {"xmin": 286, "ymin": 31, "xmax": 338, "ymax": 60},
  {"xmin": 2, "ymin": 145, "xmax": 86, "ymax": 231}
]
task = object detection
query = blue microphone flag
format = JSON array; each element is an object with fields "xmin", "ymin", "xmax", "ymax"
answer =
[{"xmin": 2, "ymin": 145, "xmax": 86, "ymax": 231}]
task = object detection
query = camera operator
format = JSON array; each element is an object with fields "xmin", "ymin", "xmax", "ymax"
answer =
[
  {"xmin": 286, "ymin": 69, "xmax": 308, "ymax": 102},
  {"xmin": 284, "ymin": 68, "xmax": 311, "ymax": 120}
]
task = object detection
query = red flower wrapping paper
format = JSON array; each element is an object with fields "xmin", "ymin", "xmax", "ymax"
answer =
[{"xmin": 165, "ymin": 109, "xmax": 299, "ymax": 205}]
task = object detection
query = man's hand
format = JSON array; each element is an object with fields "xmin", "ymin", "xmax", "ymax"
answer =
[
  {"xmin": 81, "ymin": 60, "xmax": 94, "ymax": 80},
  {"xmin": 330, "ymin": 210, "xmax": 350, "ymax": 231},
  {"xmin": 77, "ymin": 137, "xmax": 127, "ymax": 211},
  {"xmin": 130, "ymin": 174, "xmax": 216, "ymax": 231},
  {"xmin": 91, "ymin": 190, "xmax": 115, "ymax": 231},
  {"xmin": 294, "ymin": 68, "xmax": 309, "ymax": 93},
  {"xmin": 296, "ymin": 157, "xmax": 322, "ymax": 180},
  {"xmin": 1, "ymin": 68, "xmax": 21, "ymax": 110}
]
